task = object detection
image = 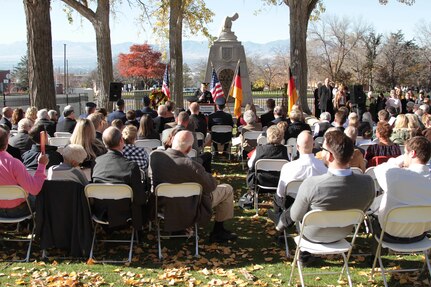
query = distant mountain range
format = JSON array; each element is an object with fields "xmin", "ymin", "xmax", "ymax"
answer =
[{"xmin": 0, "ymin": 39, "xmax": 289, "ymax": 73}]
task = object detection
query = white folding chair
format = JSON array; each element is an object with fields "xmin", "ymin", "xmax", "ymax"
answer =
[
  {"xmin": 54, "ymin": 132, "xmax": 72, "ymax": 138},
  {"xmin": 399, "ymin": 144, "xmax": 405, "ymax": 155},
  {"xmin": 257, "ymin": 135, "xmax": 267, "ymax": 145},
  {"xmin": 187, "ymin": 148, "xmax": 197, "ymax": 158},
  {"xmin": 48, "ymin": 137, "xmax": 70, "ymax": 147},
  {"xmin": 84, "ymin": 183, "xmax": 135, "ymax": 263},
  {"xmin": 288, "ymin": 209, "xmax": 365, "ymax": 287},
  {"xmin": 286, "ymin": 138, "xmax": 297, "ymax": 161},
  {"xmin": 9, "ymin": 130, "xmax": 18, "ymax": 137},
  {"xmin": 281, "ymin": 180, "xmax": 303, "ymax": 258},
  {"xmin": 135, "ymin": 139, "xmax": 162, "ymax": 154},
  {"xmin": 351, "ymin": 167, "xmax": 363, "ymax": 174},
  {"xmin": 254, "ymin": 159, "xmax": 288, "ymax": 215},
  {"xmin": 240, "ymin": 131, "xmax": 262, "ymax": 169},
  {"xmin": 195, "ymin": 132, "xmax": 205, "ymax": 153},
  {"xmin": 314, "ymin": 136, "xmax": 324, "ymax": 149},
  {"xmin": 0, "ymin": 185, "xmax": 35, "ymax": 262},
  {"xmin": 371, "ymin": 205, "xmax": 431, "ymax": 287},
  {"xmin": 211, "ymin": 125, "xmax": 233, "ymax": 160},
  {"xmin": 155, "ymin": 182, "xmax": 202, "ymax": 259}
]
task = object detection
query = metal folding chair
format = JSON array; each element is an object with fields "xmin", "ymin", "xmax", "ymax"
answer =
[
  {"xmin": 0, "ymin": 185, "xmax": 35, "ymax": 262},
  {"xmin": 48, "ymin": 137, "xmax": 70, "ymax": 147},
  {"xmin": 253, "ymin": 159, "xmax": 288, "ymax": 215},
  {"xmin": 240, "ymin": 131, "xmax": 262, "ymax": 169},
  {"xmin": 135, "ymin": 139, "xmax": 162, "ymax": 154},
  {"xmin": 285, "ymin": 138, "xmax": 298, "ymax": 161},
  {"xmin": 155, "ymin": 182, "xmax": 202, "ymax": 260},
  {"xmin": 371, "ymin": 205, "xmax": 431, "ymax": 287},
  {"xmin": 54, "ymin": 132, "xmax": 72, "ymax": 138},
  {"xmin": 211, "ymin": 125, "xmax": 233, "ymax": 159},
  {"xmin": 288, "ymin": 209, "xmax": 365, "ymax": 287},
  {"xmin": 84, "ymin": 183, "xmax": 135, "ymax": 263}
]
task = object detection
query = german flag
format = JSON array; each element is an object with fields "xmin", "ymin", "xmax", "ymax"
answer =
[
  {"xmin": 288, "ymin": 67, "xmax": 298, "ymax": 113},
  {"xmin": 230, "ymin": 66, "xmax": 242, "ymax": 118}
]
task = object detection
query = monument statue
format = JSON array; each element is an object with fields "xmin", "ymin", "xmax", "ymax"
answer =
[
  {"xmin": 222, "ymin": 13, "xmax": 239, "ymax": 33},
  {"xmin": 205, "ymin": 12, "xmax": 252, "ymax": 107},
  {"xmin": 218, "ymin": 13, "xmax": 239, "ymax": 42}
]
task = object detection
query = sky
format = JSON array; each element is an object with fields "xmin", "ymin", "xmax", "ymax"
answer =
[{"xmin": 0, "ymin": 0, "xmax": 430, "ymax": 45}]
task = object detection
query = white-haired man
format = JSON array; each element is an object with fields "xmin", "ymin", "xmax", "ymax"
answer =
[
  {"xmin": 8, "ymin": 118, "xmax": 33, "ymax": 154},
  {"xmin": 150, "ymin": 130, "xmax": 237, "ymax": 243},
  {"xmin": 36, "ymin": 109, "xmax": 56, "ymax": 137}
]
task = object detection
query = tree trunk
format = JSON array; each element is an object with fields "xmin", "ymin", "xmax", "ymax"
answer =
[
  {"xmin": 285, "ymin": 0, "xmax": 318, "ymax": 115},
  {"xmin": 24, "ymin": 0, "xmax": 56, "ymax": 110},
  {"xmin": 61, "ymin": 0, "xmax": 113, "ymax": 110},
  {"xmin": 92, "ymin": 0, "xmax": 113, "ymax": 110},
  {"xmin": 169, "ymin": 0, "xmax": 184, "ymax": 108}
]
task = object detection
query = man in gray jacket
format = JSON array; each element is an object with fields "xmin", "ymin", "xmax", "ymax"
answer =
[
  {"xmin": 150, "ymin": 130, "xmax": 236, "ymax": 243},
  {"xmin": 290, "ymin": 130, "xmax": 374, "ymax": 262}
]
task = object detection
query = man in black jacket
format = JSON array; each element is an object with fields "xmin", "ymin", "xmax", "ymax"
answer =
[
  {"xmin": 91, "ymin": 126, "xmax": 148, "ymax": 230},
  {"xmin": 208, "ymin": 97, "xmax": 233, "ymax": 153},
  {"xmin": 56, "ymin": 105, "xmax": 77, "ymax": 133},
  {"xmin": 260, "ymin": 99, "xmax": 275, "ymax": 127}
]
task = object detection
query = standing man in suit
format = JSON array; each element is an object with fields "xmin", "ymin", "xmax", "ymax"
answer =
[
  {"xmin": 56, "ymin": 105, "xmax": 77, "ymax": 134},
  {"xmin": 208, "ymin": 97, "xmax": 233, "ymax": 153},
  {"xmin": 260, "ymin": 99, "xmax": 275, "ymax": 128},
  {"xmin": 0, "ymin": 107, "xmax": 13, "ymax": 130},
  {"xmin": 318, "ymin": 78, "xmax": 333, "ymax": 116},
  {"xmin": 92, "ymin": 126, "xmax": 148, "ymax": 230},
  {"xmin": 195, "ymin": 83, "xmax": 214, "ymax": 104}
]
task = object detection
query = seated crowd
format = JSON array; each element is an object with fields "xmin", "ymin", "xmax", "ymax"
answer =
[{"xmin": 0, "ymin": 89, "xmax": 430, "ymax": 263}]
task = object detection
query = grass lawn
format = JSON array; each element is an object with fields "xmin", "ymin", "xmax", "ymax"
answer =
[{"xmin": 0, "ymin": 156, "xmax": 429, "ymax": 286}]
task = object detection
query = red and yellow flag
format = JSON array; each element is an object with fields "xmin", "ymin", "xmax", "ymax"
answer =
[
  {"xmin": 230, "ymin": 66, "xmax": 242, "ymax": 118},
  {"xmin": 288, "ymin": 67, "xmax": 298, "ymax": 113}
]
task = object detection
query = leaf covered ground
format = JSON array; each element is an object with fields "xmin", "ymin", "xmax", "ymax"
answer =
[{"xmin": 0, "ymin": 155, "xmax": 429, "ymax": 286}]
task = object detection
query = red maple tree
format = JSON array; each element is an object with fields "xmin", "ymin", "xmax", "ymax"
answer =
[{"xmin": 117, "ymin": 44, "xmax": 165, "ymax": 87}]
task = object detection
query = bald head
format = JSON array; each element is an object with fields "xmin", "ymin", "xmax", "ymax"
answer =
[
  {"xmin": 102, "ymin": 126, "xmax": 123, "ymax": 150},
  {"xmin": 172, "ymin": 130, "xmax": 194, "ymax": 154},
  {"xmin": 189, "ymin": 102, "xmax": 199, "ymax": 114},
  {"xmin": 297, "ymin": 130, "xmax": 313, "ymax": 154}
]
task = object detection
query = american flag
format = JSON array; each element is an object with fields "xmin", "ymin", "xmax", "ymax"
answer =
[
  {"xmin": 162, "ymin": 65, "xmax": 170, "ymax": 99},
  {"xmin": 210, "ymin": 68, "xmax": 224, "ymax": 102}
]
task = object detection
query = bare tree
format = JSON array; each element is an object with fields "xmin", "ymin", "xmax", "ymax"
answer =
[{"xmin": 309, "ymin": 15, "xmax": 370, "ymax": 83}]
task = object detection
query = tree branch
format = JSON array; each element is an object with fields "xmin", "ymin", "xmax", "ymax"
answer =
[{"xmin": 61, "ymin": 0, "xmax": 96, "ymax": 23}]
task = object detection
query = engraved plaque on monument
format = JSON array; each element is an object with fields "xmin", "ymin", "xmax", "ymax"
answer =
[{"xmin": 222, "ymin": 47, "xmax": 233, "ymax": 61}]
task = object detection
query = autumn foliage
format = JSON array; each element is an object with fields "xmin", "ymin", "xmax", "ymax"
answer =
[{"xmin": 117, "ymin": 44, "xmax": 165, "ymax": 83}]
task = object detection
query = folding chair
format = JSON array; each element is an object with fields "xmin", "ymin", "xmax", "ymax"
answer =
[
  {"xmin": 314, "ymin": 136, "xmax": 324, "ymax": 149},
  {"xmin": 187, "ymin": 148, "xmax": 197, "ymax": 158},
  {"xmin": 48, "ymin": 137, "xmax": 70, "ymax": 147},
  {"xmin": 240, "ymin": 131, "xmax": 262, "ymax": 169},
  {"xmin": 0, "ymin": 185, "xmax": 35, "ymax": 262},
  {"xmin": 365, "ymin": 167, "xmax": 381, "ymax": 195},
  {"xmin": 155, "ymin": 182, "xmax": 202, "ymax": 259},
  {"xmin": 257, "ymin": 135, "xmax": 267, "ymax": 146},
  {"xmin": 288, "ymin": 209, "xmax": 365, "ymax": 287},
  {"xmin": 371, "ymin": 205, "xmax": 431, "ymax": 287},
  {"xmin": 84, "ymin": 183, "xmax": 135, "ymax": 263},
  {"xmin": 195, "ymin": 132, "xmax": 205, "ymax": 153},
  {"xmin": 135, "ymin": 139, "xmax": 162, "ymax": 154},
  {"xmin": 368, "ymin": 155, "xmax": 392, "ymax": 168},
  {"xmin": 211, "ymin": 125, "xmax": 233, "ymax": 159},
  {"xmin": 351, "ymin": 167, "xmax": 363, "ymax": 174},
  {"xmin": 281, "ymin": 180, "xmax": 303, "ymax": 258},
  {"xmin": 286, "ymin": 138, "xmax": 298, "ymax": 161},
  {"xmin": 54, "ymin": 132, "xmax": 72, "ymax": 138},
  {"xmin": 254, "ymin": 159, "xmax": 288, "ymax": 215}
]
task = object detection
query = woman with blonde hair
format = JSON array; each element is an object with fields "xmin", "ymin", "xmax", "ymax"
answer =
[
  {"xmin": 25, "ymin": 106, "xmax": 38, "ymax": 123},
  {"xmin": 390, "ymin": 114, "xmax": 411, "ymax": 144},
  {"xmin": 122, "ymin": 125, "xmax": 149, "ymax": 170},
  {"xmin": 333, "ymin": 84, "xmax": 347, "ymax": 111},
  {"xmin": 70, "ymin": 118, "xmax": 107, "ymax": 167}
]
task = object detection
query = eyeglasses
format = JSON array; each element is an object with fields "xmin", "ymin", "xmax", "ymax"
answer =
[{"xmin": 321, "ymin": 147, "xmax": 332, "ymax": 154}]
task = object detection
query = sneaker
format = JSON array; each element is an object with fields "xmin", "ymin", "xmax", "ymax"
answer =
[
  {"xmin": 238, "ymin": 193, "xmax": 254, "ymax": 209},
  {"xmin": 210, "ymin": 229, "xmax": 238, "ymax": 243}
]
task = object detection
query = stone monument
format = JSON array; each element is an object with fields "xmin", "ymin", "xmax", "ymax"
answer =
[{"xmin": 205, "ymin": 13, "xmax": 252, "ymax": 107}]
